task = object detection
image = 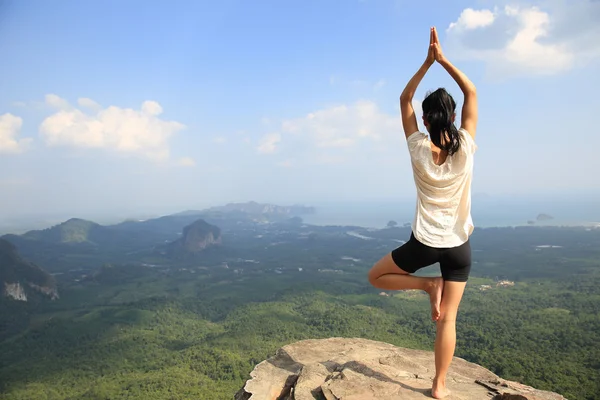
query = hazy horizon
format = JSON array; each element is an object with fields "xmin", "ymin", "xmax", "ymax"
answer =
[{"xmin": 2, "ymin": 193, "xmax": 599, "ymax": 235}]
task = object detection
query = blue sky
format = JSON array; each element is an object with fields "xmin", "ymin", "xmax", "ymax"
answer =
[{"xmin": 1, "ymin": 0, "xmax": 599, "ymax": 221}]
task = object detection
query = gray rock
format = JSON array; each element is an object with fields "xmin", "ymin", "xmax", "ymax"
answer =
[{"xmin": 234, "ymin": 337, "xmax": 567, "ymax": 400}]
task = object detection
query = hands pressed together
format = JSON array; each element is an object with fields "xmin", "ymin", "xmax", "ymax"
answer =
[{"xmin": 426, "ymin": 27, "xmax": 445, "ymax": 66}]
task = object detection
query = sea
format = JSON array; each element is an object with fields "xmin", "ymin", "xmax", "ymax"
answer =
[{"xmin": 301, "ymin": 197, "xmax": 600, "ymax": 229}]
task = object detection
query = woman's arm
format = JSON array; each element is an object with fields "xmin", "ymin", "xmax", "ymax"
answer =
[
  {"xmin": 432, "ymin": 27, "xmax": 477, "ymax": 138},
  {"xmin": 439, "ymin": 58, "xmax": 477, "ymax": 138},
  {"xmin": 400, "ymin": 28, "xmax": 436, "ymax": 139},
  {"xmin": 399, "ymin": 61, "xmax": 432, "ymax": 138}
]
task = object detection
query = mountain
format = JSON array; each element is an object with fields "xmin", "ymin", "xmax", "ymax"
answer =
[
  {"xmin": 19, "ymin": 218, "xmax": 110, "ymax": 244},
  {"xmin": 1, "ymin": 217, "xmax": 176, "ymax": 272},
  {"xmin": 207, "ymin": 201, "xmax": 315, "ymax": 215},
  {"xmin": 177, "ymin": 201, "xmax": 315, "ymax": 221},
  {"xmin": 2, "ymin": 215, "xmax": 225, "ymax": 272},
  {"xmin": 536, "ymin": 213, "xmax": 554, "ymax": 221},
  {"xmin": 0, "ymin": 202, "xmax": 316, "ymax": 272},
  {"xmin": 235, "ymin": 338, "xmax": 566, "ymax": 400},
  {"xmin": 4, "ymin": 202, "xmax": 314, "ymax": 247},
  {"xmin": 0, "ymin": 239, "xmax": 58, "ymax": 302},
  {"xmin": 167, "ymin": 219, "xmax": 222, "ymax": 258},
  {"xmin": 3, "ymin": 218, "xmax": 120, "ymax": 253}
]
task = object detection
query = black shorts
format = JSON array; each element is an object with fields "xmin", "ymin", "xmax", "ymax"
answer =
[{"xmin": 391, "ymin": 232, "xmax": 472, "ymax": 282}]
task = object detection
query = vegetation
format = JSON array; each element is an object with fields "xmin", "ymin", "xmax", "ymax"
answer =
[
  {"xmin": 1, "ymin": 215, "xmax": 599, "ymax": 400},
  {"xmin": 0, "ymin": 239, "xmax": 56, "ymax": 292}
]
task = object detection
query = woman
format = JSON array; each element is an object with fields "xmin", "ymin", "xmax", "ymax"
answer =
[{"xmin": 367, "ymin": 27, "xmax": 478, "ymax": 399}]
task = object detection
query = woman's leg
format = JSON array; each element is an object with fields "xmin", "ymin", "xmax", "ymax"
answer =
[
  {"xmin": 432, "ymin": 240, "xmax": 471, "ymax": 398},
  {"xmin": 431, "ymin": 281, "xmax": 467, "ymax": 399},
  {"xmin": 368, "ymin": 252, "xmax": 444, "ymax": 321}
]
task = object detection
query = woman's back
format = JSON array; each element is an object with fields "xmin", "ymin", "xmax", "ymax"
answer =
[{"xmin": 407, "ymin": 128, "xmax": 477, "ymax": 248}]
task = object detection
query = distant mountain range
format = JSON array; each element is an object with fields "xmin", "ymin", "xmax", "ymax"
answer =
[
  {"xmin": 206, "ymin": 201, "xmax": 315, "ymax": 216},
  {"xmin": 174, "ymin": 201, "xmax": 315, "ymax": 220},
  {"xmin": 1, "ymin": 217, "xmax": 147, "ymax": 269},
  {"xmin": 5, "ymin": 201, "xmax": 309, "ymax": 238},
  {"xmin": 0, "ymin": 201, "xmax": 311, "ymax": 272}
]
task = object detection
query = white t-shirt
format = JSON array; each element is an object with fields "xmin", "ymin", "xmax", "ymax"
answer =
[{"xmin": 406, "ymin": 128, "xmax": 477, "ymax": 248}]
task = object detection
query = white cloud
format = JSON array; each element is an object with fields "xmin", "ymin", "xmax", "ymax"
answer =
[
  {"xmin": 257, "ymin": 133, "xmax": 281, "ymax": 154},
  {"xmin": 77, "ymin": 97, "xmax": 101, "ymax": 110},
  {"xmin": 213, "ymin": 136, "xmax": 227, "ymax": 144},
  {"xmin": 449, "ymin": 8, "xmax": 495, "ymax": 30},
  {"xmin": 141, "ymin": 101, "xmax": 163, "ymax": 116},
  {"xmin": 280, "ymin": 100, "xmax": 402, "ymax": 148},
  {"xmin": 446, "ymin": 0, "xmax": 600, "ymax": 77},
  {"xmin": 252, "ymin": 100, "xmax": 417, "ymax": 166},
  {"xmin": 0, "ymin": 113, "xmax": 32, "ymax": 154},
  {"xmin": 45, "ymin": 94, "xmax": 71, "ymax": 110},
  {"xmin": 39, "ymin": 95, "xmax": 185, "ymax": 160},
  {"xmin": 177, "ymin": 157, "xmax": 196, "ymax": 167}
]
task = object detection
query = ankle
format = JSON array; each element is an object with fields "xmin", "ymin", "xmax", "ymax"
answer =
[
  {"xmin": 424, "ymin": 278, "xmax": 438, "ymax": 294},
  {"xmin": 423, "ymin": 278, "xmax": 435, "ymax": 294},
  {"xmin": 433, "ymin": 376, "xmax": 446, "ymax": 387}
]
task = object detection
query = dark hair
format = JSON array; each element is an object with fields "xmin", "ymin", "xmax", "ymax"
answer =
[{"xmin": 422, "ymin": 88, "xmax": 461, "ymax": 155}]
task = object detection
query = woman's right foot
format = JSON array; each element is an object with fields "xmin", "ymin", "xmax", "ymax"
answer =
[
  {"xmin": 427, "ymin": 277, "xmax": 444, "ymax": 321},
  {"xmin": 432, "ymin": 381, "xmax": 450, "ymax": 399}
]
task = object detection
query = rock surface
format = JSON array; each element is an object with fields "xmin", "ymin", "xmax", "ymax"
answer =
[
  {"xmin": 234, "ymin": 338, "xmax": 566, "ymax": 400},
  {"xmin": 4, "ymin": 282, "xmax": 28, "ymax": 301}
]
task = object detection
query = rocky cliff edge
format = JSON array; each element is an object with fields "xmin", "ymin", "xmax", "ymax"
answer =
[{"xmin": 234, "ymin": 338, "xmax": 566, "ymax": 400}]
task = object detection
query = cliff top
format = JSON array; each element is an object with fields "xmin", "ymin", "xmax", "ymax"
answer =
[{"xmin": 235, "ymin": 337, "xmax": 566, "ymax": 400}]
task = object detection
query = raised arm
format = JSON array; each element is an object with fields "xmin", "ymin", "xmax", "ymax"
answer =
[
  {"xmin": 432, "ymin": 27, "xmax": 478, "ymax": 138},
  {"xmin": 399, "ymin": 28, "xmax": 436, "ymax": 139}
]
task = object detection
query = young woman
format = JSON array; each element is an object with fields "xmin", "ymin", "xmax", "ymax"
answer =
[{"xmin": 367, "ymin": 27, "xmax": 478, "ymax": 399}]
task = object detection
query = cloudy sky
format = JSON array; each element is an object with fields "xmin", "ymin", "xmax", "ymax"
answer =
[{"xmin": 1, "ymin": 0, "xmax": 599, "ymax": 219}]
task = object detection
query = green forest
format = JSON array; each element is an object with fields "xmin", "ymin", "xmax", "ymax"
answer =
[{"xmin": 1, "ymin": 219, "xmax": 599, "ymax": 400}]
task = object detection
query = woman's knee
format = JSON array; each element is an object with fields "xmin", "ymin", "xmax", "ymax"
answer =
[
  {"xmin": 367, "ymin": 253, "xmax": 406, "ymax": 286},
  {"xmin": 367, "ymin": 264, "xmax": 380, "ymax": 286}
]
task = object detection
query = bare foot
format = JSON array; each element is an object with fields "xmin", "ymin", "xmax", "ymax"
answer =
[
  {"xmin": 432, "ymin": 384, "xmax": 451, "ymax": 399},
  {"xmin": 427, "ymin": 277, "xmax": 444, "ymax": 321}
]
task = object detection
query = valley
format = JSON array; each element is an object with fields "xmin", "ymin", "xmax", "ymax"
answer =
[{"xmin": 0, "ymin": 203, "xmax": 599, "ymax": 399}]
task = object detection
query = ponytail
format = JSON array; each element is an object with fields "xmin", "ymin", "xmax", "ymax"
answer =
[{"xmin": 422, "ymin": 88, "xmax": 461, "ymax": 156}]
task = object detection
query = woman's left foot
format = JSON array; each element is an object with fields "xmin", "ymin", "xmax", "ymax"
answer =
[
  {"xmin": 427, "ymin": 277, "xmax": 444, "ymax": 321},
  {"xmin": 432, "ymin": 384, "xmax": 451, "ymax": 399}
]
